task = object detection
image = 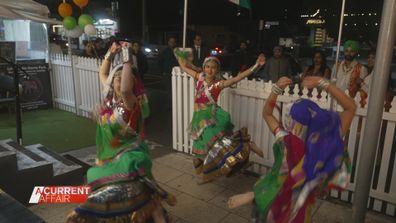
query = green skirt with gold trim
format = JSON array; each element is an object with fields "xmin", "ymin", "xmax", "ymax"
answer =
[{"xmin": 67, "ymin": 143, "xmax": 174, "ymax": 223}]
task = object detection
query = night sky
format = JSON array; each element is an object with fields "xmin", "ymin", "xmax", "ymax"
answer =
[
  {"xmin": 38, "ymin": 0, "xmax": 384, "ymax": 24},
  {"xmin": 37, "ymin": 0, "xmax": 385, "ymax": 43}
]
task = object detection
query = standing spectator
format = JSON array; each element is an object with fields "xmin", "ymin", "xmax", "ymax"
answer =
[
  {"xmin": 333, "ymin": 40, "xmax": 368, "ymax": 100},
  {"xmin": 158, "ymin": 36, "xmax": 178, "ymax": 107},
  {"xmin": 361, "ymin": 51, "xmax": 376, "ymax": 93},
  {"xmin": 132, "ymin": 41, "xmax": 149, "ymax": 79},
  {"xmin": 191, "ymin": 34, "xmax": 210, "ymax": 68},
  {"xmin": 259, "ymin": 46, "xmax": 292, "ymax": 82},
  {"xmin": 361, "ymin": 51, "xmax": 392, "ymax": 109},
  {"xmin": 231, "ymin": 41, "xmax": 253, "ymax": 75},
  {"xmin": 81, "ymin": 40, "xmax": 96, "ymax": 58},
  {"xmin": 303, "ymin": 50, "xmax": 331, "ymax": 78},
  {"xmin": 95, "ymin": 38, "xmax": 107, "ymax": 58}
]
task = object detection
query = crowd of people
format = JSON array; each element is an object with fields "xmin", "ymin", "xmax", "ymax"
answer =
[
  {"xmin": 52, "ymin": 34, "xmax": 393, "ymax": 111},
  {"xmin": 156, "ymin": 35, "xmax": 393, "ymax": 109}
]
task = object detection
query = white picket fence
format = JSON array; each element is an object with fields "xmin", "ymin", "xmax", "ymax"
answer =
[
  {"xmin": 50, "ymin": 54, "xmax": 102, "ymax": 118},
  {"xmin": 48, "ymin": 53, "xmax": 396, "ymax": 216},
  {"xmin": 171, "ymin": 66, "xmax": 396, "ymax": 216}
]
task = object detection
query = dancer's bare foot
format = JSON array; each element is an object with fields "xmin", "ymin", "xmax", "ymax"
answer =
[
  {"xmin": 196, "ymin": 175, "xmax": 214, "ymax": 185},
  {"xmin": 250, "ymin": 142, "xmax": 264, "ymax": 158},
  {"xmin": 152, "ymin": 207, "xmax": 167, "ymax": 223},
  {"xmin": 227, "ymin": 192, "xmax": 255, "ymax": 209},
  {"xmin": 166, "ymin": 194, "xmax": 177, "ymax": 206}
]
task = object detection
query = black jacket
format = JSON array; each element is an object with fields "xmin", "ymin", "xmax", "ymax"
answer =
[
  {"xmin": 191, "ymin": 45, "xmax": 210, "ymax": 68},
  {"xmin": 158, "ymin": 47, "xmax": 178, "ymax": 75},
  {"xmin": 135, "ymin": 51, "xmax": 148, "ymax": 76}
]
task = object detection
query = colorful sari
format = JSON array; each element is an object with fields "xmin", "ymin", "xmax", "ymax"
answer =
[
  {"xmin": 252, "ymin": 99, "xmax": 351, "ymax": 223},
  {"xmin": 67, "ymin": 65, "xmax": 172, "ymax": 223},
  {"xmin": 191, "ymin": 73, "xmax": 251, "ymax": 181}
]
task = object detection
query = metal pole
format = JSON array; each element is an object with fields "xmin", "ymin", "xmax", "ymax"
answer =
[
  {"xmin": 14, "ymin": 65, "xmax": 22, "ymax": 145},
  {"xmin": 67, "ymin": 37, "xmax": 79, "ymax": 115},
  {"xmin": 330, "ymin": 0, "xmax": 346, "ymax": 111},
  {"xmin": 352, "ymin": 0, "xmax": 396, "ymax": 222},
  {"xmin": 142, "ymin": 0, "xmax": 147, "ymax": 43},
  {"xmin": 182, "ymin": 0, "xmax": 188, "ymax": 48}
]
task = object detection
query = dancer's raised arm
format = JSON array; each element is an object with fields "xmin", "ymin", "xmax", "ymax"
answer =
[
  {"xmin": 177, "ymin": 58, "xmax": 200, "ymax": 80},
  {"xmin": 262, "ymin": 77, "xmax": 292, "ymax": 133},
  {"xmin": 100, "ymin": 42, "xmax": 121, "ymax": 84},
  {"xmin": 120, "ymin": 43, "xmax": 138, "ymax": 110},
  {"xmin": 302, "ymin": 76, "xmax": 356, "ymax": 136},
  {"xmin": 222, "ymin": 54, "xmax": 266, "ymax": 88}
]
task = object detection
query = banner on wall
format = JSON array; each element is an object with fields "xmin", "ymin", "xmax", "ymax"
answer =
[{"xmin": 0, "ymin": 59, "xmax": 53, "ymax": 111}]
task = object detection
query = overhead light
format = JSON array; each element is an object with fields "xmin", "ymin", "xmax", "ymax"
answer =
[
  {"xmin": 144, "ymin": 48, "xmax": 152, "ymax": 53},
  {"xmin": 94, "ymin": 19, "xmax": 115, "ymax": 25},
  {"xmin": 369, "ymin": 13, "xmax": 372, "ymax": 16},
  {"xmin": 375, "ymin": 23, "xmax": 379, "ymax": 26}
]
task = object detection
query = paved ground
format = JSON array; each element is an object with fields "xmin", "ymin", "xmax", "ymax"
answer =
[{"xmin": 29, "ymin": 150, "xmax": 395, "ymax": 223}]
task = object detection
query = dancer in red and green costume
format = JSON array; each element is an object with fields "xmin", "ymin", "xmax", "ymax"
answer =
[
  {"xmin": 67, "ymin": 42, "xmax": 175, "ymax": 223},
  {"xmin": 176, "ymin": 51, "xmax": 266, "ymax": 184},
  {"xmin": 227, "ymin": 76, "xmax": 356, "ymax": 223}
]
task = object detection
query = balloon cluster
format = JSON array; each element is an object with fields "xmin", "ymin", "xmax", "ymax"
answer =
[{"xmin": 58, "ymin": 0, "xmax": 96, "ymax": 38}]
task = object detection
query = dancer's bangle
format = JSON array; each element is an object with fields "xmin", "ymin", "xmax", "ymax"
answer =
[
  {"xmin": 104, "ymin": 50, "xmax": 115, "ymax": 62},
  {"xmin": 273, "ymin": 126, "xmax": 281, "ymax": 135},
  {"xmin": 318, "ymin": 78, "xmax": 330, "ymax": 91},
  {"xmin": 271, "ymin": 84, "xmax": 283, "ymax": 95},
  {"xmin": 249, "ymin": 63, "xmax": 261, "ymax": 73},
  {"xmin": 121, "ymin": 47, "xmax": 132, "ymax": 64}
]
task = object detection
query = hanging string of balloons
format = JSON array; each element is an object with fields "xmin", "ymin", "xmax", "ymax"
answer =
[{"xmin": 58, "ymin": 0, "xmax": 97, "ymax": 38}]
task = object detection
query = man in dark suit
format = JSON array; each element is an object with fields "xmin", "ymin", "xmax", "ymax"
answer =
[
  {"xmin": 158, "ymin": 36, "xmax": 178, "ymax": 108},
  {"xmin": 191, "ymin": 34, "xmax": 209, "ymax": 68},
  {"xmin": 132, "ymin": 41, "xmax": 149, "ymax": 79}
]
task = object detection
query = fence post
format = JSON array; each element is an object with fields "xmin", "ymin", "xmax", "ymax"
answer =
[{"xmin": 71, "ymin": 55, "xmax": 81, "ymax": 115}]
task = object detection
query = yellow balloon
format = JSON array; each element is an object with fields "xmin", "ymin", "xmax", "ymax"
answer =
[
  {"xmin": 58, "ymin": 3, "xmax": 72, "ymax": 18},
  {"xmin": 73, "ymin": 0, "xmax": 89, "ymax": 9}
]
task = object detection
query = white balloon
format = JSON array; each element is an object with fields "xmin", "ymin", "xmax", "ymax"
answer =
[
  {"xmin": 84, "ymin": 24, "xmax": 96, "ymax": 36},
  {"xmin": 65, "ymin": 26, "xmax": 83, "ymax": 38}
]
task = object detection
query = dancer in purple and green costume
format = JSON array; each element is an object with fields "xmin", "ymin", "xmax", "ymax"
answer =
[
  {"xmin": 176, "ymin": 51, "xmax": 266, "ymax": 184},
  {"xmin": 67, "ymin": 42, "xmax": 176, "ymax": 223},
  {"xmin": 227, "ymin": 76, "xmax": 356, "ymax": 223}
]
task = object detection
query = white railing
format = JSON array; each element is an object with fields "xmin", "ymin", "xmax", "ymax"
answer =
[
  {"xmin": 50, "ymin": 54, "xmax": 102, "ymax": 118},
  {"xmin": 171, "ymin": 66, "xmax": 396, "ymax": 216},
  {"xmin": 48, "ymin": 55, "xmax": 396, "ymax": 216}
]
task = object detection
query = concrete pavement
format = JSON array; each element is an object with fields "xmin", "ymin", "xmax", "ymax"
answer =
[{"xmin": 29, "ymin": 151, "xmax": 395, "ymax": 223}]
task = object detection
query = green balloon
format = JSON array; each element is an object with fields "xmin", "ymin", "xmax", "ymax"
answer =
[
  {"xmin": 63, "ymin": 16, "xmax": 77, "ymax": 30},
  {"xmin": 78, "ymin": 14, "xmax": 94, "ymax": 29}
]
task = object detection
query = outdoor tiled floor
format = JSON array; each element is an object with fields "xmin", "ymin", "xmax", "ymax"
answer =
[{"xmin": 29, "ymin": 152, "xmax": 396, "ymax": 223}]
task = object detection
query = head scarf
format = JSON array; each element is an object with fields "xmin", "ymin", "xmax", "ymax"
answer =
[
  {"xmin": 202, "ymin": 56, "xmax": 221, "ymax": 70},
  {"xmin": 344, "ymin": 40, "xmax": 360, "ymax": 52},
  {"xmin": 283, "ymin": 99, "xmax": 344, "ymax": 181},
  {"xmin": 102, "ymin": 64, "xmax": 123, "ymax": 99}
]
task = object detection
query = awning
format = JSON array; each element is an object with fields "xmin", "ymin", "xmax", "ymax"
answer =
[{"xmin": 0, "ymin": 0, "xmax": 61, "ymax": 24}]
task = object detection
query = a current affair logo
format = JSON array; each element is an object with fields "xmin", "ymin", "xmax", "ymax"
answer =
[{"xmin": 29, "ymin": 186, "xmax": 90, "ymax": 204}]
